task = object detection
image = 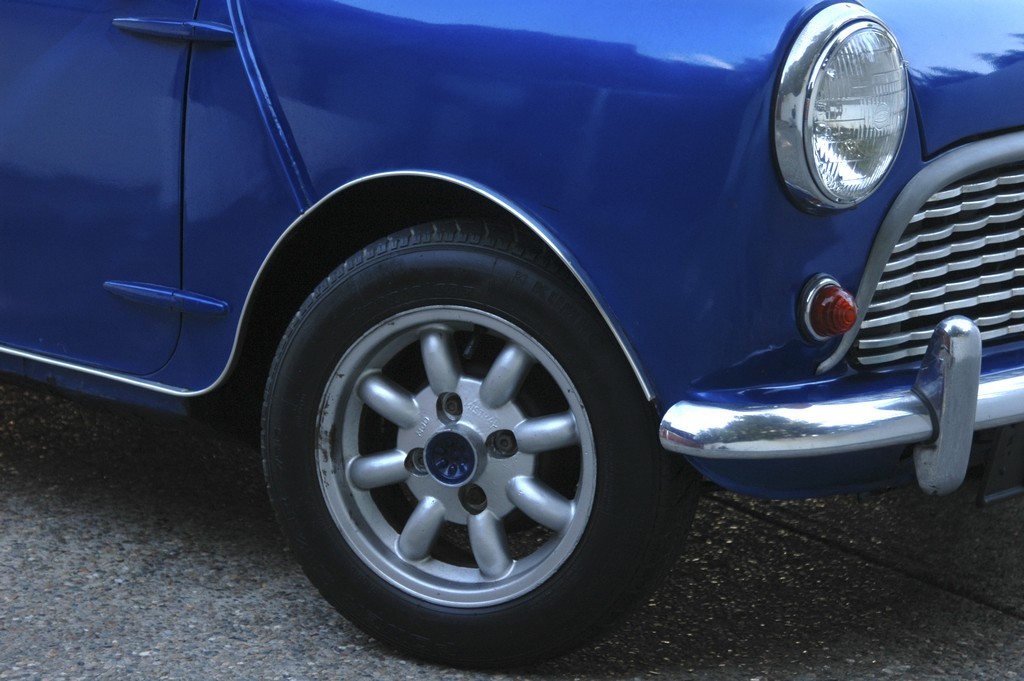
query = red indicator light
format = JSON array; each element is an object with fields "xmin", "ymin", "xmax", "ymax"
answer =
[{"xmin": 808, "ymin": 283, "xmax": 858, "ymax": 339}]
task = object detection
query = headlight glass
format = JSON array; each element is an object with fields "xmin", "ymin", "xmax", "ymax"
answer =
[
  {"xmin": 774, "ymin": 5, "xmax": 909, "ymax": 210},
  {"xmin": 808, "ymin": 24, "xmax": 907, "ymax": 204}
]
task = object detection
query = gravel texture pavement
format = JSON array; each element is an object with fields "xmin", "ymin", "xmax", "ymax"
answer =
[{"xmin": 1, "ymin": 383, "xmax": 1023, "ymax": 680}]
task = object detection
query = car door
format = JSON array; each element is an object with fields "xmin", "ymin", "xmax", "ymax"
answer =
[{"xmin": 0, "ymin": 0, "xmax": 197, "ymax": 375}]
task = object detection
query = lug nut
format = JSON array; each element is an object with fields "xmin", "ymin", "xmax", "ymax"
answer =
[
  {"xmin": 488, "ymin": 430, "xmax": 518, "ymax": 458},
  {"xmin": 459, "ymin": 484, "xmax": 487, "ymax": 514},
  {"xmin": 438, "ymin": 392, "xmax": 463, "ymax": 422},
  {"xmin": 407, "ymin": 448, "xmax": 427, "ymax": 475}
]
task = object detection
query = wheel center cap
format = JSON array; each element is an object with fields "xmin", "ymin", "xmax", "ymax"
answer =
[{"xmin": 424, "ymin": 430, "xmax": 477, "ymax": 486}]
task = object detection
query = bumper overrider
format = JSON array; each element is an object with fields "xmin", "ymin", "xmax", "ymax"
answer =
[{"xmin": 660, "ymin": 316, "xmax": 1024, "ymax": 495}]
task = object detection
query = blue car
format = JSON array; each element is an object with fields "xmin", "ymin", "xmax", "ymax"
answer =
[{"xmin": 3, "ymin": 0, "xmax": 1024, "ymax": 667}]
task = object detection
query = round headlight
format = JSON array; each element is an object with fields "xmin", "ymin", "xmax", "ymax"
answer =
[{"xmin": 775, "ymin": 4, "xmax": 908, "ymax": 210}]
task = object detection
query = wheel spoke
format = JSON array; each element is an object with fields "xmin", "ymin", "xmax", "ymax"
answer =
[
  {"xmin": 506, "ymin": 476, "xmax": 574, "ymax": 533},
  {"xmin": 514, "ymin": 412, "xmax": 579, "ymax": 453},
  {"xmin": 467, "ymin": 510, "xmax": 513, "ymax": 580},
  {"xmin": 397, "ymin": 496, "xmax": 446, "ymax": 562},
  {"xmin": 357, "ymin": 371, "xmax": 420, "ymax": 428},
  {"xmin": 347, "ymin": 450, "xmax": 411, "ymax": 490},
  {"xmin": 420, "ymin": 327, "xmax": 461, "ymax": 394},
  {"xmin": 479, "ymin": 343, "xmax": 534, "ymax": 409}
]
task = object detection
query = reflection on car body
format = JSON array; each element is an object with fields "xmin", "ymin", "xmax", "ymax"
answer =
[{"xmin": 2, "ymin": 0, "xmax": 1024, "ymax": 667}]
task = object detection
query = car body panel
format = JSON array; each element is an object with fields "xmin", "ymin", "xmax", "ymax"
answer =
[
  {"xmin": 0, "ymin": 0, "xmax": 194, "ymax": 374},
  {"xmin": 172, "ymin": 0, "xmax": 301, "ymax": 390},
  {"xmin": 232, "ymin": 0, "xmax": 858, "ymax": 405},
  {"xmin": 232, "ymin": 0, "xmax": 1024, "ymax": 405},
  {"xmin": 2, "ymin": 0, "xmax": 1024, "ymax": 499},
  {"xmin": 870, "ymin": 0, "xmax": 1024, "ymax": 156}
]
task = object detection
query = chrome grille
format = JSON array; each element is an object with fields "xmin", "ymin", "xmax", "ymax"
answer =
[{"xmin": 852, "ymin": 164, "xmax": 1024, "ymax": 367}]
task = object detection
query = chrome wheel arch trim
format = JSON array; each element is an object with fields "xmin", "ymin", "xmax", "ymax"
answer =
[{"xmin": 0, "ymin": 171, "xmax": 655, "ymax": 401}]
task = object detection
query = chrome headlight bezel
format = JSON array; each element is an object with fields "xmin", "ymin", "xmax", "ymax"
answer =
[{"xmin": 774, "ymin": 3, "xmax": 909, "ymax": 211}]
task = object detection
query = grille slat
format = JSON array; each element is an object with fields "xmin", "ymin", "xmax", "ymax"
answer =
[
  {"xmin": 920, "ymin": 171, "xmax": 1024, "ymax": 205},
  {"xmin": 908, "ymin": 189, "xmax": 1024, "ymax": 223},
  {"xmin": 890, "ymin": 207, "xmax": 1024, "ymax": 255},
  {"xmin": 860, "ymin": 284, "xmax": 1024, "ymax": 329},
  {"xmin": 882, "ymin": 224, "xmax": 1024, "ymax": 274},
  {"xmin": 851, "ymin": 162, "xmax": 1024, "ymax": 367},
  {"xmin": 855, "ymin": 320, "xmax": 1024, "ymax": 365},
  {"xmin": 877, "ymin": 245, "xmax": 1024, "ymax": 291},
  {"xmin": 868, "ymin": 266, "xmax": 1024, "ymax": 313},
  {"xmin": 859, "ymin": 306, "xmax": 1024, "ymax": 351}
]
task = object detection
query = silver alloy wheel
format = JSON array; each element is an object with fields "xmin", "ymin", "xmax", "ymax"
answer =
[{"xmin": 316, "ymin": 306, "xmax": 596, "ymax": 607}]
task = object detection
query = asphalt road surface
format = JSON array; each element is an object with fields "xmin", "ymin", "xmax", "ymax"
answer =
[{"xmin": 2, "ymin": 383, "xmax": 1023, "ymax": 680}]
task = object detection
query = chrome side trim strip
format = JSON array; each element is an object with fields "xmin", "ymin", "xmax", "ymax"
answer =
[
  {"xmin": 0, "ymin": 172, "xmax": 655, "ymax": 401},
  {"xmin": 0, "ymin": 344, "xmax": 193, "ymax": 396}
]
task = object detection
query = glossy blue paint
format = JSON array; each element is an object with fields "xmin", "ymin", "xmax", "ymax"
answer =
[
  {"xmin": 0, "ymin": 0, "xmax": 196, "ymax": 374},
  {"xmin": 234, "ymin": 0, "xmax": 916, "ymax": 404},
  {"xmin": 868, "ymin": 0, "xmax": 1024, "ymax": 155},
  {"xmin": 227, "ymin": 0, "xmax": 313, "ymax": 211},
  {"xmin": 2, "ymin": 0, "xmax": 1023, "ymax": 498},
  {"xmin": 163, "ymin": 0, "xmax": 301, "ymax": 391},
  {"xmin": 689, "ymin": 446, "xmax": 916, "ymax": 500}
]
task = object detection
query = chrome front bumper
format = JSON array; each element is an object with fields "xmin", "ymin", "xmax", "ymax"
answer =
[{"xmin": 660, "ymin": 317, "xmax": 1024, "ymax": 495}]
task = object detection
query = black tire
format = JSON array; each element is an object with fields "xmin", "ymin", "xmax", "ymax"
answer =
[{"xmin": 262, "ymin": 220, "xmax": 700, "ymax": 667}]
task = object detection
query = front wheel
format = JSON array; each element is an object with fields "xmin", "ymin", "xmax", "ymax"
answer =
[{"xmin": 262, "ymin": 222, "xmax": 699, "ymax": 666}]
